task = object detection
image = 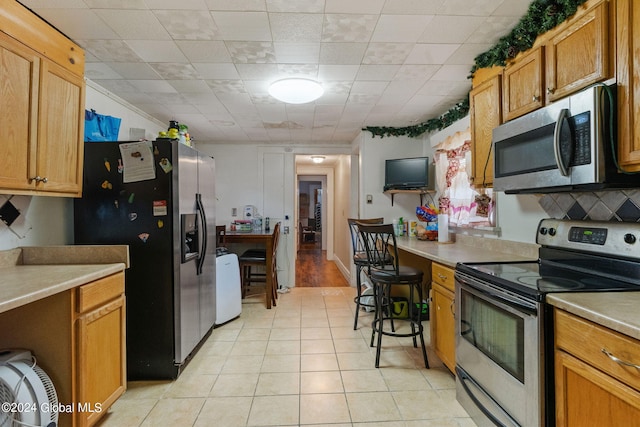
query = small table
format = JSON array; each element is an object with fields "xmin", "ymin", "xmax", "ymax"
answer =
[{"xmin": 224, "ymin": 229, "xmax": 276, "ymax": 309}]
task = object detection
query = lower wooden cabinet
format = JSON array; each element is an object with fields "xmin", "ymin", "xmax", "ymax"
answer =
[
  {"xmin": 554, "ymin": 309, "xmax": 640, "ymax": 427},
  {"xmin": 76, "ymin": 273, "xmax": 126, "ymax": 427},
  {"xmin": 430, "ymin": 263, "xmax": 456, "ymax": 373}
]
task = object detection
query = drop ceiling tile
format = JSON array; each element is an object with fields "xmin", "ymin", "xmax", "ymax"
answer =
[
  {"xmin": 28, "ymin": 9, "xmax": 118, "ymax": 40},
  {"xmin": 206, "ymin": 80, "xmax": 247, "ymax": 94},
  {"xmin": 194, "ymin": 63, "xmax": 240, "ymax": 79},
  {"xmin": 144, "ymin": 0, "xmax": 208, "ymax": 9},
  {"xmin": 205, "ymin": 0, "xmax": 266, "ymax": 11},
  {"xmin": 126, "ymin": 41, "xmax": 188, "ymax": 62},
  {"xmin": 492, "ymin": 0, "xmax": 532, "ymax": 17},
  {"xmin": 226, "ymin": 42, "xmax": 276, "ymax": 64},
  {"xmin": 324, "ymin": 0, "xmax": 385, "ymax": 14},
  {"xmin": 167, "ymin": 80, "xmax": 212, "ymax": 93},
  {"xmin": 175, "ymin": 41, "xmax": 231, "ymax": 63},
  {"xmin": 106, "ymin": 62, "xmax": 162, "ymax": 79},
  {"xmin": 362, "ymin": 43, "xmax": 413, "ymax": 65},
  {"xmin": 95, "ymin": 10, "xmax": 171, "ymax": 40},
  {"xmin": 394, "ymin": 64, "xmax": 440, "ymax": 81},
  {"xmin": 90, "ymin": 79, "xmax": 140, "ymax": 94},
  {"xmin": 445, "ymin": 43, "xmax": 493, "ymax": 65},
  {"xmin": 80, "ymin": 40, "xmax": 142, "ymax": 62},
  {"xmin": 370, "ymin": 15, "xmax": 434, "ymax": 43},
  {"xmin": 319, "ymin": 43, "xmax": 367, "ymax": 65},
  {"xmin": 418, "ymin": 80, "xmax": 471, "ymax": 97},
  {"xmin": 317, "ymin": 65, "xmax": 359, "ymax": 81},
  {"xmin": 321, "ymin": 14, "xmax": 377, "ymax": 43},
  {"xmin": 84, "ymin": 0, "xmax": 146, "ymax": 7},
  {"xmin": 405, "ymin": 44, "xmax": 460, "ymax": 65},
  {"xmin": 269, "ymin": 13, "xmax": 324, "ymax": 43},
  {"xmin": 150, "ymin": 63, "xmax": 200, "ymax": 80},
  {"xmin": 273, "ymin": 43, "xmax": 321, "ymax": 64},
  {"xmin": 356, "ymin": 65, "xmax": 401, "ymax": 81},
  {"xmin": 129, "ymin": 80, "xmax": 178, "ymax": 93},
  {"xmin": 430, "ymin": 64, "xmax": 472, "ymax": 81},
  {"xmin": 112, "ymin": 91, "xmax": 156, "ymax": 104},
  {"xmin": 277, "ymin": 64, "xmax": 319, "ymax": 78},
  {"xmin": 266, "ymin": 0, "xmax": 324, "ymax": 13},
  {"xmin": 466, "ymin": 16, "xmax": 517, "ymax": 44},
  {"xmin": 154, "ymin": 10, "xmax": 219, "ymax": 40},
  {"xmin": 84, "ymin": 63, "xmax": 123, "ymax": 79},
  {"xmin": 350, "ymin": 81, "xmax": 388, "ymax": 95},
  {"xmin": 211, "ymin": 12, "xmax": 271, "ymax": 41},
  {"xmin": 19, "ymin": 0, "xmax": 87, "ymax": 7},
  {"xmin": 235, "ymin": 63, "xmax": 279, "ymax": 80},
  {"xmin": 382, "ymin": 0, "xmax": 445, "ymax": 14},
  {"xmin": 437, "ymin": 0, "xmax": 504, "ymax": 16},
  {"xmin": 419, "ymin": 15, "xmax": 486, "ymax": 43}
]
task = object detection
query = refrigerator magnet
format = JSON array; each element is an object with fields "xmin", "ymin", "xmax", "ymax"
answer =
[
  {"xmin": 159, "ymin": 158, "xmax": 172, "ymax": 173},
  {"xmin": 129, "ymin": 213, "xmax": 138, "ymax": 221},
  {"xmin": 138, "ymin": 232, "xmax": 149, "ymax": 243},
  {"xmin": 153, "ymin": 200, "xmax": 168, "ymax": 216},
  {"xmin": 157, "ymin": 219, "xmax": 164, "ymax": 228}
]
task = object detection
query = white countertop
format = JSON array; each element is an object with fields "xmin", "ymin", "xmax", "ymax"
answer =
[{"xmin": 547, "ymin": 292, "xmax": 640, "ymax": 341}]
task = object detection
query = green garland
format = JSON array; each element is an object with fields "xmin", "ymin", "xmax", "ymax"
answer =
[{"xmin": 364, "ymin": 0, "xmax": 588, "ymax": 139}]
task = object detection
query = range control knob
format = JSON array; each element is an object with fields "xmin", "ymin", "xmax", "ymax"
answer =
[
  {"xmin": 548, "ymin": 228, "xmax": 557, "ymax": 236},
  {"xmin": 539, "ymin": 227, "xmax": 548, "ymax": 235},
  {"xmin": 624, "ymin": 233, "xmax": 637, "ymax": 244}
]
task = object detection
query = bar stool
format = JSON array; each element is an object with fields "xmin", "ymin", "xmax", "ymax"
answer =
[
  {"xmin": 358, "ymin": 223, "xmax": 429, "ymax": 369},
  {"xmin": 348, "ymin": 217, "xmax": 385, "ymax": 330}
]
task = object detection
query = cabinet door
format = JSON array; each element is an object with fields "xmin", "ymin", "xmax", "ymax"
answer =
[
  {"xmin": 616, "ymin": 0, "xmax": 640, "ymax": 172},
  {"xmin": 0, "ymin": 32, "xmax": 38, "ymax": 191},
  {"xmin": 431, "ymin": 283, "xmax": 455, "ymax": 373},
  {"xmin": 555, "ymin": 350, "xmax": 640, "ymax": 427},
  {"xmin": 77, "ymin": 295, "xmax": 126, "ymax": 427},
  {"xmin": 502, "ymin": 46, "xmax": 545, "ymax": 121},
  {"xmin": 37, "ymin": 60, "xmax": 84, "ymax": 195},
  {"xmin": 470, "ymin": 74, "xmax": 500, "ymax": 187},
  {"xmin": 546, "ymin": 1, "xmax": 609, "ymax": 102}
]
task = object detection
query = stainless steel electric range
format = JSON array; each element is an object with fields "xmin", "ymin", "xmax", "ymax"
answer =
[{"xmin": 454, "ymin": 218, "xmax": 640, "ymax": 427}]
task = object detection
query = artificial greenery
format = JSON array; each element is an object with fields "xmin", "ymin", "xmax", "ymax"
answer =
[{"xmin": 364, "ymin": 0, "xmax": 588, "ymax": 139}]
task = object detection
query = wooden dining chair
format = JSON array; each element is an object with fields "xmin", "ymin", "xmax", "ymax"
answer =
[{"xmin": 238, "ymin": 222, "xmax": 281, "ymax": 307}]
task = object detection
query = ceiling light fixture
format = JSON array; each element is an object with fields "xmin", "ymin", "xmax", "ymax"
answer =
[
  {"xmin": 311, "ymin": 155, "xmax": 325, "ymax": 164},
  {"xmin": 268, "ymin": 78, "xmax": 324, "ymax": 104}
]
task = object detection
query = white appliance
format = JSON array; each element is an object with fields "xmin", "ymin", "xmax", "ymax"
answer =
[{"xmin": 215, "ymin": 250, "xmax": 242, "ymax": 325}]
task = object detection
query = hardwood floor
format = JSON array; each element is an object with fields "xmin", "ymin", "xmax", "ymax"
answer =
[{"xmin": 295, "ymin": 238, "xmax": 349, "ymax": 287}]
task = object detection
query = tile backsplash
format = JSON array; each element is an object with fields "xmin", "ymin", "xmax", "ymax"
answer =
[{"xmin": 539, "ymin": 189, "xmax": 640, "ymax": 221}]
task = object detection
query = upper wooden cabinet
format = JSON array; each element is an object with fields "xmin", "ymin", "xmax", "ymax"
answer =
[
  {"xmin": 470, "ymin": 71, "xmax": 501, "ymax": 187},
  {"xmin": 615, "ymin": 0, "xmax": 640, "ymax": 172},
  {"xmin": 0, "ymin": 1, "xmax": 85, "ymax": 197},
  {"xmin": 502, "ymin": 0, "xmax": 610, "ymax": 122}
]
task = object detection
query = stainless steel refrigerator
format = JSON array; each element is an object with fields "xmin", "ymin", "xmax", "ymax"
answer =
[{"xmin": 74, "ymin": 140, "xmax": 216, "ymax": 380}]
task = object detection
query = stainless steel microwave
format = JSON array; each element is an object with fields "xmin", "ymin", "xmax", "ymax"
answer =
[{"xmin": 492, "ymin": 84, "xmax": 635, "ymax": 194}]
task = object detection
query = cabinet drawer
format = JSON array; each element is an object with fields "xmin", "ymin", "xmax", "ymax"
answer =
[
  {"xmin": 555, "ymin": 309, "xmax": 640, "ymax": 391},
  {"xmin": 432, "ymin": 263, "xmax": 455, "ymax": 292},
  {"xmin": 77, "ymin": 272, "xmax": 124, "ymax": 313}
]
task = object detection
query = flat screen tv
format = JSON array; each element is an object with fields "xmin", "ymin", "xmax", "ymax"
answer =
[{"xmin": 384, "ymin": 157, "xmax": 429, "ymax": 191}]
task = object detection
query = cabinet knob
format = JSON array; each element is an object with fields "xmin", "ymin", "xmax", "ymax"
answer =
[
  {"xmin": 437, "ymin": 273, "xmax": 448, "ymax": 281},
  {"xmin": 547, "ymin": 87, "xmax": 555, "ymax": 95},
  {"xmin": 532, "ymin": 95, "xmax": 541, "ymax": 102},
  {"xmin": 30, "ymin": 176, "xmax": 48, "ymax": 183}
]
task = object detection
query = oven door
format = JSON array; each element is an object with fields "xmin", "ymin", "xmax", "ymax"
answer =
[{"xmin": 455, "ymin": 271, "xmax": 543, "ymax": 427}]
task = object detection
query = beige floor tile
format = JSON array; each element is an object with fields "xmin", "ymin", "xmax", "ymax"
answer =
[
  {"xmin": 301, "ymin": 316, "xmax": 329, "ymax": 328},
  {"xmin": 255, "ymin": 372, "xmax": 300, "ymax": 395},
  {"xmin": 230, "ymin": 340, "xmax": 269, "ymax": 356},
  {"xmin": 346, "ymin": 391, "xmax": 401, "ymax": 423},
  {"xmin": 237, "ymin": 327, "xmax": 271, "ymax": 341},
  {"xmin": 336, "ymin": 351, "xmax": 376, "ymax": 370},
  {"xmin": 120, "ymin": 381, "xmax": 171, "ymax": 400},
  {"xmin": 184, "ymin": 354, "xmax": 227, "ymax": 375},
  {"xmin": 164, "ymin": 373, "xmax": 216, "ymax": 397},
  {"xmin": 341, "ymin": 369, "xmax": 388, "ymax": 392},
  {"xmin": 300, "ymin": 393, "xmax": 351, "ymax": 424},
  {"xmin": 269, "ymin": 327, "xmax": 301, "ymax": 340},
  {"xmin": 201, "ymin": 339, "xmax": 234, "ymax": 356},
  {"xmin": 328, "ymin": 315, "xmax": 354, "ymax": 327},
  {"xmin": 140, "ymin": 398, "xmax": 204, "ymax": 427},
  {"xmin": 222, "ymin": 355, "xmax": 264, "ymax": 374},
  {"xmin": 330, "ymin": 326, "xmax": 365, "ymax": 339},
  {"xmin": 381, "ymin": 367, "xmax": 434, "ymax": 391},
  {"xmin": 194, "ymin": 396, "xmax": 252, "ymax": 427},
  {"xmin": 300, "ymin": 339, "xmax": 335, "ymax": 354},
  {"xmin": 300, "ymin": 371, "xmax": 344, "ymax": 394},
  {"xmin": 209, "ymin": 373, "xmax": 259, "ymax": 397},
  {"xmin": 422, "ymin": 366, "xmax": 457, "ymax": 390},
  {"xmin": 208, "ymin": 328, "xmax": 241, "ymax": 341},
  {"xmin": 333, "ymin": 337, "xmax": 371, "ymax": 353},
  {"xmin": 95, "ymin": 398, "xmax": 156, "ymax": 427},
  {"xmin": 260, "ymin": 354, "xmax": 300, "ymax": 373},
  {"xmin": 247, "ymin": 395, "xmax": 299, "ymax": 426},
  {"xmin": 265, "ymin": 339, "xmax": 300, "ymax": 355},
  {"xmin": 393, "ymin": 389, "xmax": 469, "ymax": 420},
  {"xmin": 301, "ymin": 353, "xmax": 339, "ymax": 371},
  {"xmin": 301, "ymin": 327, "xmax": 332, "ymax": 340}
]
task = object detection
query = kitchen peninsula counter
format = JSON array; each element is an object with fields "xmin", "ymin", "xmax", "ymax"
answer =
[{"xmin": 392, "ymin": 233, "xmax": 539, "ymax": 267}]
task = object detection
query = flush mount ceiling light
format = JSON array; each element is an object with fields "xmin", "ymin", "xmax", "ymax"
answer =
[
  {"xmin": 311, "ymin": 155, "xmax": 325, "ymax": 164},
  {"xmin": 268, "ymin": 78, "xmax": 324, "ymax": 104}
]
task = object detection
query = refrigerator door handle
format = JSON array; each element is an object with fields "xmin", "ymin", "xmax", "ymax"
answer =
[{"xmin": 196, "ymin": 193, "xmax": 207, "ymax": 275}]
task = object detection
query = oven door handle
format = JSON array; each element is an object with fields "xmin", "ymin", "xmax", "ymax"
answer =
[
  {"xmin": 456, "ymin": 365, "xmax": 521, "ymax": 427},
  {"xmin": 456, "ymin": 272, "xmax": 538, "ymax": 315}
]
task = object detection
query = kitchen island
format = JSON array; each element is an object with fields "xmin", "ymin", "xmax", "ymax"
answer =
[{"xmin": 0, "ymin": 245, "xmax": 129, "ymax": 427}]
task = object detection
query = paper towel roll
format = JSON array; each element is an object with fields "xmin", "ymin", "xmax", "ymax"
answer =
[{"xmin": 438, "ymin": 214, "xmax": 449, "ymax": 242}]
